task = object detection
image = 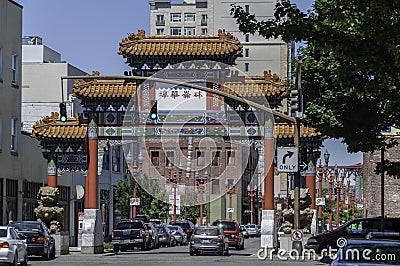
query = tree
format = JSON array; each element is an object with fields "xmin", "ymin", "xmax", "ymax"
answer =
[{"xmin": 231, "ymin": 0, "xmax": 400, "ymax": 176}]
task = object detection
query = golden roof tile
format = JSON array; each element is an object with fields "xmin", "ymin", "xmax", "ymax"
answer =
[
  {"xmin": 72, "ymin": 71, "xmax": 137, "ymax": 99},
  {"xmin": 31, "ymin": 112, "xmax": 87, "ymax": 139},
  {"xmin": 275, "ymin": 123, "xmax": 322, "ymax": 139},
  {"xmin": 224, "ymin": 71, "xmax": 287, "ymax": 97},
  {"xmin": 119, "ymin": 29, "xmax": 243, "ymax": 58}
]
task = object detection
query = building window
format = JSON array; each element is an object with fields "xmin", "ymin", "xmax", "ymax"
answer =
[
  {"xmin": 245, "ymin": 4, "xmax": 250, "ymax": 13},
  {"xmin": 245, "ymin": 34, "xmax": 249, "ymax": 42},
  {"xmin": 11, "ymin": 118, "xmax": 18, "ymax": 153},
  {"xmin": 212, "ymin": 150, "xmax": 221, "ymax": 167},
  {"xmin": 170, "ymin": 13, "xmax": 182, "ymax": 22},
  {"xmin": 165, "ymin": 151, "xmax": 174, "ymax": 167},
  {"xmin": 184, "ymin": 13, "xmax": 195, "ymax": 22},
  {"xmin": 156, "ymin": 28, "xmax": 165, "ymax": 35},
  {"xmin": 212, "ymin": 179, "xmax": 219, "ymax": 194},
  {"xmin": 151, "ymin": 150, "xmax": 160, "ymax": 166},
  {"xmin": 112, "ymin": 146, "xmax": 120, "ymax": 172},
  {"xmin": 245, "ymin": 63, "xmax": 249, "ymax": 72},
  {"xmin": 245, "ymin": 48, "xmax": 249, "ymax": 57},
  {"xmin": 171, "ymin": 27, "xmax": 182, "ymax": 35},
  {"xmin": 184, "ymin": 27, "xmax": 196, "ymax": 36},
  {"xmin": 201, "ymin": 14, "xmax": 207, "ymax": 26},
  {"xmin": 196, "ymin": 150, "xmax": 205, "ymax": 167},
  {"xmin": 227, "ymin": 150, "xmax": 235, "ymax": 166},
  {"xmin": 156, "ymin": 14, "xmax": 165, "ymax": 26},
  {"xmin": 11, "ymin": 54, "xmax": 18, "ymax": 86},
  {"xmin": 201, "ymin": 28, "xmax": 208, "ymax": 35}
]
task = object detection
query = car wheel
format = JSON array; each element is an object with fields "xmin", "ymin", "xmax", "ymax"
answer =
[
  {"xmin": 114, "ymin": 245, "xmax": 119, "ymax": 253},
  {"xmin": 42, "ymin": 247, "xmax": 50, "ymax": 260},
  {"xmin": 20, "ymin": 253, "xmax": 28, "ymax": 265},
  {"xmin": 120, "ymin": 246, "xmax": 127, "ymax": 252},
  {"xmin": 320, "ymin": 242, "xmax": 334, "ymax": 256},
  {"xmin": 224, "ymin": 246, "xmax": 229, "ymax": 256},
  {"xmin": 190, "ymin": 250, "xmax": 195, "ymax": 256},
  {"xmin": 50, "ymin": 244, "xmax": 56, "ymax": 259}
]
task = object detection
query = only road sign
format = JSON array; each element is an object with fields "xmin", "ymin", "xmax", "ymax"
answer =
[{"xmin": 277, "ymin": 147, "xmax": 299, "ymax": 173}]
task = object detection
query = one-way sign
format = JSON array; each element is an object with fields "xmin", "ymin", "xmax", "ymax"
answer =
[{"xmin": 277, "ymin": 147, "xmax": 299, "ymax": 173}]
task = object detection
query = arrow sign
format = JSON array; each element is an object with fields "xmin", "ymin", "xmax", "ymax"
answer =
[
  {"xmin": 282, "ymin": 151, "xmax": 294, "ymax": 164},
  {"xmin": 300, "ymin": 162, "xmax": 307, "ymax": 170},
  {"xmin": 277, "ymin": 147, "xmax": 299, "ymax": 173}
]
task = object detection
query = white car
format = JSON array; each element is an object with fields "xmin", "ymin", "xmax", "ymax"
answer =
[{"xmin": 0, "ymin": 225, "xmax": 28, "ymax": 265}]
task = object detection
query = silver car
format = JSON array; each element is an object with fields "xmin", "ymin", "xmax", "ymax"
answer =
[
  {"xmin": 0, "ymin": 225, "xmax": 28, "ymax": 265},
  {"xmin": 189, "ymin": 226, "xmax": 229, "ymax": 256}
]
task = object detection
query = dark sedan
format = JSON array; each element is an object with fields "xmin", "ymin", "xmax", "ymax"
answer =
[
  {"xmin": 189, "ymin": 226, "xmax": 229, "ymax": 256},
  {"xmin": 9, "ymin": 221, "xmax": 55, "ymax": 260}
]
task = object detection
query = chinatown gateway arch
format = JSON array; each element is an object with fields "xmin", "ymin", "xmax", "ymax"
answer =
[{"xmin": 32, "ymin": 29, "xmax": 324, "ymax": 253}]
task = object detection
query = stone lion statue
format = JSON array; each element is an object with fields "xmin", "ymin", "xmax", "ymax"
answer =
[
  {"xmin": 282, "ymin": 188, "xmax": 314, "ymax": 234},
  {"xmin": 34, "ymin": 186, "xmax": 64, "ymax": 233}
]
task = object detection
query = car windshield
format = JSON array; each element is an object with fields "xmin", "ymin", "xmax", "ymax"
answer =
[
  {"xmin": 168, "ymin": 226, "xmax": 179, "ymax": 231},
  {"xmin": 339, "ymin": 244, "xmax": 400, "ymax": 264},
  {"xmin": 194, "ymin": 228, "xmax": 220, "ymax": 236},
  {"xmin": 11, "ymin": 223, "xmax": 41, "ymax": 232},
  {"xmin": 246, "ymin": 224, "xmax": 256, "ymax": 229},
  {"xmin": 171, "ymin": 223, "xmax": 189, "ymax": 229},
  {"xmin": 0, "ymin": 229, "xmax": 7, "ymax": 237},
  {"xmin": 213, "ymin": 222, "xmax": 236, "ymax": 231}
]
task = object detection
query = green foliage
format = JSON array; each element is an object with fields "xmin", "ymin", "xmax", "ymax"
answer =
[{"xmin": 231, "ymin": 0, "xmax": 400, "ymax": 177}]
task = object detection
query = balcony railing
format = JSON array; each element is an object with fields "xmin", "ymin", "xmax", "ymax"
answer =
[{"xmin": 156, "ymin": 20, "xmax": 165, "ymax": 26}]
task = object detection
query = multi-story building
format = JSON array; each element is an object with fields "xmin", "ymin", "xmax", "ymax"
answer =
[
  {"xmin": 149, "ymin": 0, "xmax": 213, "ymax": 37},
  {"xmin": 148, "ymin": 0, "xmax": 294, "ymax": 77},
  {"xmin": 0, "ymin": 0, "xmax": 23, "ymax": 225},
  {"xmin": 21, "ymin": 36, "xmax": 87, "ymax": 133}
]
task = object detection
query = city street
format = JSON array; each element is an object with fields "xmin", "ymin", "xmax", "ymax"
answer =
[{"xmin": 28, "ymin": 238, "xmax": 326, "ymax": 266}]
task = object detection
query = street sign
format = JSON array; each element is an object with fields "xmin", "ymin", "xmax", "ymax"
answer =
[
  {"xmin": 277, "ymin": 147, "xmax": 299, "ymax": 173},
  {"xmin": 130, "ymin": 198, "xmax": 140, "ymax": 206},
  {"xmin": 300, "ymin": 161, "xmax": 307, "ymax": 170},
  {"xmin": 227, "ymin": 207, "xmax": 234, "ymax": 213},
  {"xmin": 316, "ymin": 197, "xmax": 325, "ymax": 206},
  {"xmin": 291, "ymin": 229, "xmax": 303, "ymax": 241},
  {"xmin": 168, "ymin": 195, "xmax": 181, "ymax": 215}
]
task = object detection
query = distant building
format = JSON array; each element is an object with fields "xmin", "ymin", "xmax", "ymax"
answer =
[
  {"xmin": 148, "ymin": 0, "xmax": 294, "ymax": 77},
  {"xmin": 21, "ymin": 36, "xmax": 87, "ymax": 133}
]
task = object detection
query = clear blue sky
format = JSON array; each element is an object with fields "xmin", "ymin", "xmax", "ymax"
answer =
[{"xmin": 15, "ymin": 0, "xmax": 362, "ymax": 166}]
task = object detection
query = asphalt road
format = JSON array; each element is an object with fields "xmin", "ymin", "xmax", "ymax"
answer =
[{"xmin": 27, "ymin": 237, "xmax": 328, "ymax": 266}]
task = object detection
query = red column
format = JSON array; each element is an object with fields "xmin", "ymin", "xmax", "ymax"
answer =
[
  {"xmin": 305, "ymin": 162, "xmax": 316, "ymax": 209},
  {"xmin": 87, "ymin": 120, "xmax": 98, "ymax": 209},
  {"xmin": 264, "ymin": 120, "xmax": 274, "ymax": 210},
  {"xmin": 47, "ymin": 160, "xmax": 57, "ymax": 188}
]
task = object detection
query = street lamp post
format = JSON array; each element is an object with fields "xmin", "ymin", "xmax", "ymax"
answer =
[
  {"xmin": 168, "ymin": 163, "xmax": 181, "ymax": 223},
  {"xmin": 247, "ymin": 185, "xmax": 257, "ymax": 224},
  {"xmin": 225, "ymin": 179, "xmax": 236, "ymax": 221},
  {"xmin": 195, "ymin": 171, "xmax": 208, "ymax": 226},
  {"xmin": 132, "ymin": 160, "xmax": 138, "ymax": 219}
]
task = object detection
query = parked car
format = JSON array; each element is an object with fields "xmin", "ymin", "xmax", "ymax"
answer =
[
  {"xmin": 189, "ymin": 226, "xmax": 229, "ymax": 256},
  {"xmin": 211, "ymin": 219, "xmax": 244, "ymax": 250},
  {"xmin": 239, "ymin": 225, "xmax": 249, "ymax": 239},
  {"xmin": 112, "ymin": 219, "xmax": 152, "ymax": 252},
  {"xmin": 155, "ymin": 225, "xmax": 176, "ymax": 247},
  {"xmin": 169, "ymin": 221, "xmax": 195, "ymax": 239},
  {"xmin": 9, "ymin": 221, "xmax": 55, "ymax": 260},
  {"xmin": 150, "ymin": 219, "xmax": 164, "ymax": 226},
  {"xmin": 321, "ymin": 238, "xmax": 400, "ymax": 266},
  {"xmin": 145, "ymin": 223, "xmax": 160, "ymax": 249},
  {"xmin": 366, "ymin": 231, "xmax": 400, "ymax": 241},
  {"xmin": 0, "ymin": 225, "xmax": 28, "ymax": 265},
  {"xmin": 245, "ymin": 224, "xmax": 260, "ymax": 237},
  {"xmin": 305, "ymin": 217, "xmax": 400, "ymax": 254},
  {"xmin": 167, "ymin": 225, "xmax": 188, "ymax": 246}
]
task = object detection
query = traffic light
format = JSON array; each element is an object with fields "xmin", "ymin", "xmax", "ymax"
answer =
[
  {"xmin": 289, "ymin": 89, "xmax": 303, "ymax": 117},
  {"xmin": 59, "ymin": 102, "xmax": 67, "ymax": 122},
  {"xmin": 149, "ymin": 100, "xmax": 158, "ymax": 120}
]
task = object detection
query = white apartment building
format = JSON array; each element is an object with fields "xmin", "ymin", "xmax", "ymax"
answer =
[
  {"xmin": 148, "ymin": 0, "xmax": 294, "ymax": 78},
  {"xmin": 22, "ymin": 36, "xmax": 87, "ymax": 133}
]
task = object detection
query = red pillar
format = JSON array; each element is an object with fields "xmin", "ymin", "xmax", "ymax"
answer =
[
  {"xmin": 87, "ymin": 120, "xmax": 98, "ymax": 209},
  {"xmin": 47, "ymin": 160, "xmax": 57, "ymax": 188},
  {"xmin": 264, "ymin": 120, "xmax": 274, "ymax": 210},
  {"xmin": 306, "ymin": 161, "xmax": 316, "ymax": 209}
]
